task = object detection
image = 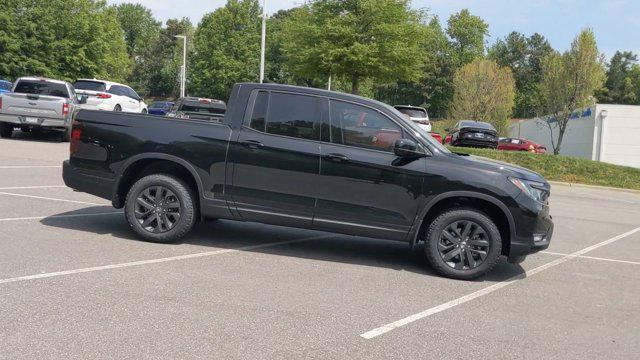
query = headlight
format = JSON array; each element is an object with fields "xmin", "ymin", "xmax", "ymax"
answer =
[{"xmin": 509, "ymin": 177, "xmax": 548, "ymax": 203}]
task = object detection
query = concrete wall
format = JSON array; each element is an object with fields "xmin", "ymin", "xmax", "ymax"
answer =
[
  {"xmin": 508, "ymin": 107, "xmax": 596, "ymax": 159},
  {"xmin": 597, "ymin": 104, "xmax": 640, "ymax": 168}
]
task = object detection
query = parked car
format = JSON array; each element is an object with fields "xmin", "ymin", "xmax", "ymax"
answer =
[
  {"xmin": 393, "ymin": 105, "xmax": 431, "ymax": 132},
  {"xmin": 148, "ymin": 101, "xmax": 174, "ymax": 116},
  {"xmin": 0, "ymin": 79, "xmax": 12, "ymax": 94},
  {"xmin": 444, "ymin": 120, "xmax": 499, "ymax": 149},
  {"xmin": 166, "ymin": 97, "xmax": 226, "ymax": 121},
  {"xmin": 73, "ymin": 79, "xmax": 147, "ymax": 113},
  {"xmin": 64, "ymin": 83, "xmax": 553, "ymax": 280},
  {"xmin": 0, "ymin": 77, "xmax": 79, "ymax": 141},
  {"xmin": 498, "ymin": 138, "xmax": 547, "ymax": 154}
]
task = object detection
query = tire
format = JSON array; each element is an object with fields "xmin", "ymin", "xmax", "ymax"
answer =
[
  {"xmin": 0, "ymin": 123, "xmax": 13, "ymax": 138},
  {"xmin": 424, "ymin": 208, "xmax": 502, "ymax": 280},
  {"xmin": 124, "ymin": 174, "xmax": 196, "ymax": 243},
  {"xmin": 141, "ymin": 108, "xmax": 148, "ymax": 114},
  {"xmin": 60, "ymin": 127, "xmax": 71, "ymax": 142},
  {"xmin": 114, "ymin": 105, "xmax": 122, "ymax": 112}
]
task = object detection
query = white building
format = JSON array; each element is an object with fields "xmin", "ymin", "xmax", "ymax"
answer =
[{"xmin": 509, "ymin": 104, "xmax": 640, "ymax": 169}]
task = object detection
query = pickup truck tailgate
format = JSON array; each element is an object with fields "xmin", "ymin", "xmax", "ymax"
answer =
[{"xmin": 1, "ymin": 93, "xmax": 66, "ymax": 119}]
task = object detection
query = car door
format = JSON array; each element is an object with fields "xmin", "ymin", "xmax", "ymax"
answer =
[
  {"xmin": 226, "ymin": 90, "xmax": 322, "ymax": 228},
  {"xmin": 107, "ymin": 85, "xmax": 126, "ymax": 111},
  {"xmin": 123, "ymin": 87, "xmax": 141, "ymax": 112},
  {"xmin": 314, "ymin": 99, "xmax": 426, "ymax": 241}
]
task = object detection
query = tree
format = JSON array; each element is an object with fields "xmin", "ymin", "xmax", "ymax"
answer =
[
  {"xmin": 0, "ymin": 0, "xmax": 130, "ymax": 82},
  {"xmin": 489, "ymin": 32, "xmax": 553, "ymax": 118},
  {"xmin": 538, "ymin": 29, "xmax": 605, "ymax": 155},
  {"xmin": 450, "ymin": 59, "xmax": 516, "ymax": 135},
  {"xmin": 596, "ymin": 51, "xmax": 639, "ymax": 104},
  {"xmin": 281, "ymin": 0, "xmax": 426, "ymax": 95},
  {"xmin": 190, "ymin": 0, "xmax": 261, "ymax": 100},
  {"xmin": 446, "ymin": 9, "xmax": 488, "ymax": 66}
]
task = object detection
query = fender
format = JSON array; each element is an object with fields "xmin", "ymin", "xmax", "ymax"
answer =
[
  {"xmin": 407, "ymin": 191, "xmax": 517, "ymax": 250},
  {"xmin": 111, "ymin": 152, "xmax": 205, "ymax": 208}
]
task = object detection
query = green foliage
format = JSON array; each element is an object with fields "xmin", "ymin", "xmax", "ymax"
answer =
[
  {"xmin": 446, "ymin": 9, "xmax": 488, "ymax": 66},
  {"xmin": 489, "ymin": 32, "xmax": 553, "ymax": 118},
  {"xmin": 449, "ymin": 147, "xmax": 640, "ymax": 190},
  {"xmin": 190, "ymin": 0, "xmax": 261, "ymax": 100},
  {"xmin": 539, "ymin": 29, "xmax": 606, "ymax": 154},
  {"xmin": 450, "ymin": 59, "xmax": 516, "ymax": 135},
  {"xmin": 596, "ymin": 51, "xmax": 640, "ymax": 104},
  {"xmin": 0, "ymin": 0, "xmax": 130, "ymax": 83},
  {"xmin": 281, "ymin": 0, "xmax": 426, "ymax": 95}
]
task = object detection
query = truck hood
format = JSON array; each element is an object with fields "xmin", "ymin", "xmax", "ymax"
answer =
[{"xmin": 452, "ymin": 153, "xmax": 547, "ymax": 183}]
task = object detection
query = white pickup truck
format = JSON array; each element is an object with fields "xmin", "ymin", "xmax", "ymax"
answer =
[{"xmin": 0, "ymin": 77, "xmax": 80, "ymax": 141}]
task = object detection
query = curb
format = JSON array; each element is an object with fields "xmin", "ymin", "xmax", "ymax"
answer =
[{"xmin": 549, "ymin": 181, "xmax": 640, "ymax": 194}]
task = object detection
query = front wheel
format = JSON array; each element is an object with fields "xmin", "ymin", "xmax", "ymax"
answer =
[
  {"xmin": 0, "ymin": 123, "xmax": 13, "ymax": 138},
  {"xmin": 124, "ymin": 174, "xmax": 196, "ymax": 243},
  {"xmin": 424, "ymin": 209, "xmax": 502, "ymax": 280}
]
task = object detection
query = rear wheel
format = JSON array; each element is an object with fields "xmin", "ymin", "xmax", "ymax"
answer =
[
  {"xmin": 141, "ymin": 108, "xmax": 148, "ymax": 114},
  {"xmin": 0, "ymin": 123, "xmax": 13, "ymax": 138},
  {"xmin": 124, "ymin": 174, "xmax": 196, "ymax": 243},
  {"xmin": 114, "ymin": 105, "xmax": 122, "ymax": 112},
  {"xmin": 424, "ymin": 209, "xmax": 501, "ymax": 280}
]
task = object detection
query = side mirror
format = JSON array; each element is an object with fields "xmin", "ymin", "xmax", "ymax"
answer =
[{"xmin": 394, "ymin": 139, "xmax": 424, "ymax": 158}]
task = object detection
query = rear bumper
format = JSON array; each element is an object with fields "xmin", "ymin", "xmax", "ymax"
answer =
[
  {"xmin": 0, "ymin": 113, "xmax": 68, "ymax": 130},
  {"xmin": 62, "ymin": 160, "xmax": 115, "ymax": 202},
  {"xmin": 78, "ymin": 103, "xmax": 114, "ymax": 111}
]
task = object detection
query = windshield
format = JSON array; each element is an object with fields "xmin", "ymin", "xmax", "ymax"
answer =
[
  {"xmin": 383, "ymin": 103, "xmax": 450, "ymax": 154},
  {"xmin": 14, "ymin": 80, "xmax": 69, "ymax": 98},
  {"xmin": 151, "ymin": 101, "xmax": 170, "ymax": 108},
  {"xmin": 0, "ymin": 81, "xmax": 11, "ymax": 91},
  {"xmin": 73, "ymin": 81, "xmax": 106, "ymax": 92},
  {"xmin": 395, "ymin": 107, "xmax": 427, "ymax": 118}
]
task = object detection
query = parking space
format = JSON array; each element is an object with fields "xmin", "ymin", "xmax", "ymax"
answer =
[{"xmin": 1, "ymin": 135, "xmax": 639, "ymax": 359}]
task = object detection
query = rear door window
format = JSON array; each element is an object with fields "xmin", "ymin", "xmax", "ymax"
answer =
[
  {"xmin": 107, "ymin": 85, "xmax": 125, "ymax": 96},
  {"xmin": 14, "ymin": 80, "xmax": 70, "ymax": 98},
  {"xmin": 266, "ymin": 92, "xmax": 320, "ymax": 141},
  {"xmin": 329, "ymin": 100, "xmax": 403, "ymax": 152}
]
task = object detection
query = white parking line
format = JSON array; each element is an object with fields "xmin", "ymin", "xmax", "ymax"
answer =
[
  {"xmin": 0, "ymin": 211, "xmax": 121, "ymax": 222},
  {"xmin": 0, "ymin": 191, "xmax": 105, "ymax": 206},
  {"xmin": 542, "ymin": 251, "xmax": 640, "ymax": 266},
  {"xmin": 0, "ymin": 185, "xmax": 66, "ymax": 190},
  {"xmin": 0, "ymin": 234, "xmax": 331, "ymax": 286},
  {"xmin": 360, "ymin": 226, "xmax": 640, "ymax": 339},
  {"xmin": 0, "ymin": 165, "xmax": 61, "ymax": 169}
]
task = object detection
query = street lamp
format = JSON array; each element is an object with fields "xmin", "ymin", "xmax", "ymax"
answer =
[
  {"xmin": 174, "ymin": 35, "xmax": 187, "ymax": 98},
  {"xmin": 259, "ymin": 0, "xmax": 267, "ymax": 83}
]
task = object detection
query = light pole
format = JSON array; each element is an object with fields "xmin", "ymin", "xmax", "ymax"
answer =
[
  {"xmin": 259, "ymin": 0, "xmax": 267, "ymax": 83},
  {"xmin": 175, "ymin": 35, "xmax": 187, "ymax": 98}
]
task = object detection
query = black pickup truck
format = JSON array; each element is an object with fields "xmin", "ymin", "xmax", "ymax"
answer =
[{"xmin": 63, "ymin": 83, "xmax": 553, "ymax": 279}]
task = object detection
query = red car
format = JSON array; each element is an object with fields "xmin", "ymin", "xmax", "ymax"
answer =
[
  {"xmin": 498, "ymin": 138, "xmax": 547, "ymax": 154},
  {"xmin": 429, "ymin": 132, "xmax": 442, "ymax": 143}
]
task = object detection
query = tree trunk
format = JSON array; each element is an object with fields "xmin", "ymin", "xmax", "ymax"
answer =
[
  {"xmin": 351, "ymin": 74, "xmax": 360, "ymax": 95},
  {"xmin": 554, "ymin": 124, "xmax": 566, "ymax": 155}
]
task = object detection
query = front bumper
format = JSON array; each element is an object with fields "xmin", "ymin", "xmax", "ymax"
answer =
[
  {"xmin": 0, "ymin": 113, "xmax": 68, "ymax": 130},
  {"xmin": 508, "ymin": 207, "xmax": 554, "ymax": 261}
]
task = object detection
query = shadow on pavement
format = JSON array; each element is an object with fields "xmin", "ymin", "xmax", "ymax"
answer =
[
  {"xmin": 41, "ymin": 206, "xmax": 525, "ymax": 282},
  {"xmin": 5, "ymin": 129, "xmax": 63, "ymax": 143}
]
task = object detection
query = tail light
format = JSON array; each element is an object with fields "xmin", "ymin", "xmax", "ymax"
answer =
[
  {"xmin": 62, "ymin": 102, "xmax": 70, "ymax": 117},
  {"xmin": 97, "ymin": 93, "xmax": 111, "ymax": 99},
  {"xmin": 69, "ymin": 121, "xmax": 83, "ymax": 156}
]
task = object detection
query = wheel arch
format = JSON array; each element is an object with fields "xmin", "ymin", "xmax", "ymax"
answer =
[
  {"xmin": 112, "ymin": 153, "xmax": 204, "ymax": 211},
  {"xmin": 410, "ymin": 191, "xmax": 516, "ymax": 256}
]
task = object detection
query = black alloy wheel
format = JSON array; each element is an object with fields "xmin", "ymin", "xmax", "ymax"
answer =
[
  {"xmin": 135, "ymin": 186, "xmax": 181, "ymax": 233},
  {"xmin": 438, "ymin": 220, "xmax": 490, "ymax": 270}
]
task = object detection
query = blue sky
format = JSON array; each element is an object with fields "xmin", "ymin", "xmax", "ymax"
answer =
[{"xmin": 108, "ymin": 0, "xmax": 640, "ymax": 59}]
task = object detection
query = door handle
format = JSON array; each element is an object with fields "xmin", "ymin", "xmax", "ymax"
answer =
[
  {"xmin": 324, "ymin": 153, "xmax": 349, "ymax": 162},
  {"xmin": 241, "ymin": 140, "xmax": 264, "ymax": 149}
]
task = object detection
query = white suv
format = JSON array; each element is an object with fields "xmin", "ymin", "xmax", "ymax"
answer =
[{"xmin": 73, "ymin": 79, "xmax": 148, "ymax": 113}]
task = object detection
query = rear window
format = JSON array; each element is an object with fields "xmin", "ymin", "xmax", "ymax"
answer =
[
  {"xmin": 0, "ymin": 82, "xmax": 11, "ymax": 91},
  {"xmin": 14, "ymin": 80, "xmax": 69, "ymax": 98},
  {"xmin": 73, "ymin": 81, "xmax": 106, "ymax": 92},
  {"xmin": 395, "ymin": 107, "xmax": 427, "ymax": 118},
  {"xmin": 178, "ymin": 101, "xmax": 226, "ymax": 115},
  {"xmin": 460, "ymin": 121, "xmax": 494, "ymax": 130}
]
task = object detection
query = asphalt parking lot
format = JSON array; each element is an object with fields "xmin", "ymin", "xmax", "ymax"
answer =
[{"xmin": 1, "ymin": 131, "xmax": 639, "ymax": 359}]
